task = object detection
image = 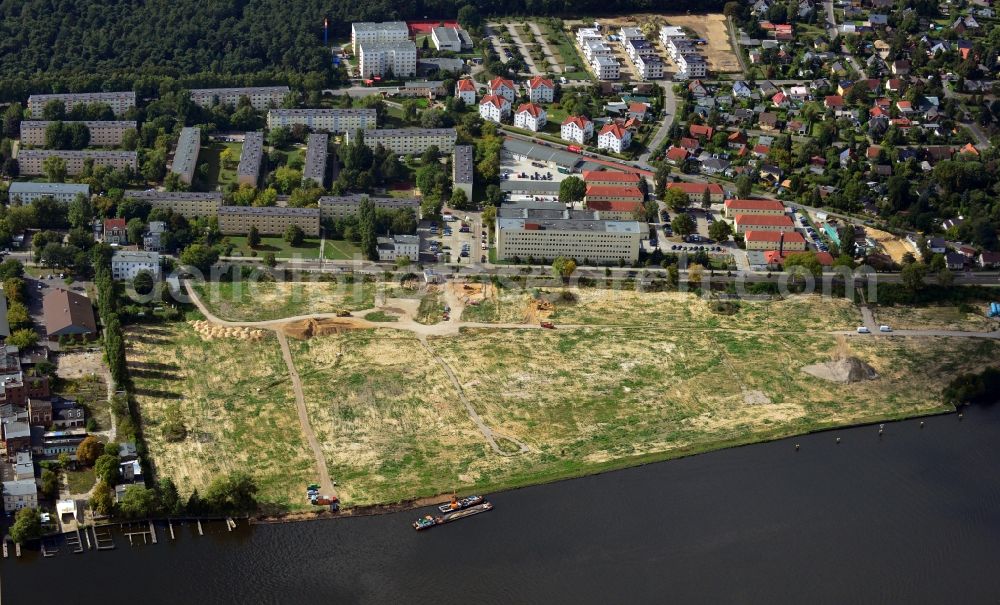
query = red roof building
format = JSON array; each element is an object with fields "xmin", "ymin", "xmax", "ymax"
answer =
[
  {"xmin": 585, "ymin": 199, "xmax": 644, "ymax": 218},
  {"xmin": 733, "ymin": 213, "xmax": 795, "ymax": 233},
  {"xmin": 584, "ymin": 185, "xmax": 644, "ymax": 202},
  {"xmin": 689, "ymin": 124, "xmax": 714, "ymax": 139},
  {"xmin": 582, "ymin": 170, "xmax": 641, "ymax": 185},
  {"xmin": 527, "ymin": 76, "xmax": 553, "ymax": 90},
  {"xmin": 743, "ymin": 230, "xmax": 806, "ymax": 251},
  {"xmin": 723, "ymin": 198, "xmax": 785, "ymax": 218},
  {"xmin": 667, "ymin": 182, "xmax": 725, "ymax": 203},
  {"xmin": 665, "ymin": 147, "xmax": 689, "ymax": 164},
  {"xmin": 516, "ymin": 103, "xmax": 544, "ymax": 117},
  {"xmin": 824, "ymin": 95, "xmax": 844, "ymax": 108}
]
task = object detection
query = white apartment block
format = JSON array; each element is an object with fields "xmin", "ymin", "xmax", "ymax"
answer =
[
  {"xmin": 479, "ymin": 95, "xmax": 511, "ymax": 123},
  {"xmin": 124, "ymin": 191, "xmax": 222, "ymax": 218},
  {"xmin": 591, "ymin": 56, "xmax": 620, "ymax": 80},
  {"xmin": 236, "ymin": 131, "xmax": 264, "ymax": 187},
  {"xmin": 356, "ymin": 128, "xmax": 457, "ymax": 154},
  {"xmin": 189, "ymin": 86, "xmax": 290, "ymax": 110},
  {"xmin": 303, "ymin": 133, "xmax": 329, "ymax": 187},
  {"xmin": 111, "ymin": 250, "xmax": 161, "ymax": 282},
  {"xmin": 526, "ymin": 76, "xmax": 554, "ymax": 103},
  {"xmin": 659, "ymin": 25, "xmax": 687, "ymax": 42},
  {"xmin": 20, "ymin": 120, "xmax": 136, "ymax": 147},
  {"xmin": 218, "ymin": 206, "xmax": 320, "ymax": 236},
  {"xmin": 351, "ymin": 21, "xmax": 410, "ymax": 54},
  {"xmin": 358, "ymin": 40, "xmax": 417, "ymax": 78},
  {"xmin": 625, "ymin": 38, "xmax": 657, "ymax": 62},
  {"xmin": 27, "ymin": 91, "xmax": 136, "ymax": 117},
  {"xmin": 665, "ymin": 37, "xmax": 698, "ymax": 61},
  {"xmin": 495, "ymin": 206, "xmax": 643, "ymax": 263},
  {"xmin": 514, "ymin": 103, "xmax": 547, "ymax": 132},
  {"xmin": 583, "ymin": 40, "xmax": 613, "ymax": 63},
  {"xmin": 619, "ymin": 27, "xmax": 645, "ymax": 44},
  {"xmin": 575, "ymin": 27, "xmax": 603, "ymax": 47},
  {"xmin": 376, "ymin": 234, "xmax": 420, "ymax": 261},
  {"xmin": 488, "ymin": 78, "xmax": 517, "ymax": 103},
  {"xmin": 267, "ymin": 108, "xmax": 377, "ymax": 133},
  {"xmin": 7, "ymin": 182, "xmax": 89, "ymax": 204},
  {"xmin": 560, "ymin": 116, "xmax": 593, "ymax": 145},
  {"xmin": 597, "ymin": 124, "xmax": 632, "ymax": 153},
  {"xmin": 455, "ymin": 79, "xmax": 477, "ymax": 105},
  {"xmin": 171, "ymin": 127, "xmax": 201, "ymax": 186},
  {"xmin": 677, "ymin": 53, "xmax": 707, "ymax": 78},
  {"xmin": 16, "ymin": 149, "xmax": 137, "ymax": 176},
  {"xmin": 635, "ymin": 54, "xmax": 664, "ymax": 80}
]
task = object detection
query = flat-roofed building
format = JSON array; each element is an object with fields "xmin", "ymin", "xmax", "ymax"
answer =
[
  {"xmin": 16, "ymin": 150, "xmax": 137, "ymax": 176},
  {"xmin": 189, "ymin": 86, "xmax": 290, "ymax": 110},
  {"xmin": 592, "ymin": 55, "xmax": 620, "ymax": 80},
  {"xmin": 20, "ymin": 120, "xmax": 136, "ymax": 147},
  {"xmin": 358, "ymin": 40, "xmax": 417, "ymax": 78},
  {"xmin": 218, "ymin": 205, "xmax": 320, "ymax": 236},
  {"xmin": 318, "ymin": 195, "xmax": 420, "ymax": 221},
  {"xmin": 111, "ymin": 250, "xmax": 161, "ymax": 281},
  {"xmin": 634, "ymin": 54, "xmax": 664, "ymax": 80},
  {"xmin": 376, "ymin": 234, "xmax": 420, "ymax": 261},
  {"xmin": 452, "ymin": 145, "xmax": 473, "ymax": 201},
  {"xmin": 354, "ymin": 128, "xmax": 457, "ymax": 154},
  {"xmin": 723, "ymin": 198, "xmax": 786, "ymax": 218},
  {"xmin": 8, "ymin": 182, "xmax": 89, "ymax": 204},
  {"xmin": 171, "ymin": 127, "xmax": 201, "ymax": 185},
  {"xmin": 496, "ymin": 205, "xmax": 644, "ymax": 263},
  {"xmin": 2, "ymin": 479, "xmax": 37, "ymax": 511},
  {"xmin": 267, "ymin": 108, "xmax": 377, "ymax": 133},
  {"xmin": 236, "ymin": 131, "xmax": 264, "ymax": 187},
  {"xmin": 27, "ymin": 91, "xmax": 136, "ymax": 117},
  {"xmin": 303, "ymin": 133, "xmax": 329, "ymax": 187},
  {"xmin": 743, "ymin": 230, "xmax": 807, "ymax": 251},
  {"xmin": 123, "ymin": 191, "xmax": 222, "ymax": 218},
  {"xmin": 351, "ymin": 21, "xmax": 410, "ymax": 54},
  {"xmin": 733, "ymin": 213, "xmax": 795, "ymax": 233},
  {"xmin": 676, "ymin": 53, "xmax": 707, "ymax": 78},
  {"xmin": 431, "ymin": 26, "xmax": 473, "ymax": 52}
]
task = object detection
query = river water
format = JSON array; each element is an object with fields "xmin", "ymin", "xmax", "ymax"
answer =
[{"xmin": 3, "ymin": 405, "xmax": 1000, "ymax": 604}]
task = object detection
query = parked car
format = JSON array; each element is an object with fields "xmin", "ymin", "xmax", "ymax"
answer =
[
  {"xmin": 879, "ymin": 325, "xmax": 892, "ymax": 332},
  {"xmin": 856, "ymin": 326, "xmax": 871, "ymax": 334}
]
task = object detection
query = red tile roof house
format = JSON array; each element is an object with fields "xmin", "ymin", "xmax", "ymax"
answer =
[
  {"xmin": 627, "ymin": 102, "xmax": 649, "ymax": 121},
  {"xmin": 582, "ymin": 170, "xmax": 641, "ymax": 187},
  {"xmin": 665, "ymin": 146, "xmax": 689, "ymax": 165},
  {"xmin": 733, "ymin": 213, "xmax": 795, "ymax": 233},
  {"xmin": 679, "ymin": 137, "xmax": 700, "ymax": 151},
  {"xmin": 667, "ymin": 182, "xmax": 725, "ymax": 203},
  {"xmin": 584, "ymin": 185, "xmax": 644, "ymax": 203},
  {"xmin": 584, "ymin": 199, "xmax": 644, "ymax": 220},
  {"xmin": 824, "ymin": 95, "xmax": 844, "ymax": 109},
  {"xmin": 689, "ymin": 124, "xmax": 714, "ymax": 140},
  {"xmin": 743, "ymin": 230, "xmax": 807, "ymax": 251},
  {"xmin": 723, "ymin": 198, "xmax": 786, "ymax": 218},
  {"xmin": 103, "ymin": 218, "xmax": 128, "ymax": 244}
]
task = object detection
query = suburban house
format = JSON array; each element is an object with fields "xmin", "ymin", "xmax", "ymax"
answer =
[
  {"xmin": 514, "ymin": 103, "xmax": 547, "ymax": 132},
  {"xmin": 479, "ymin": 95, "xmax": 511, "ymax": 123},
  {"xmin": 560, "ymin": 116, "xmax": 593, "ymax": 145},
  {"xmin": 526, "ymin": 76, "xmax": 554, "ymax": 103},
  {"xmin": 455, "ymin": 79, "xmax": 476, "ymax": 105},
  {"xmin": 596, "ymin": 124, "xmax": 631, "ymax": 153},
  {"xmin": 488, "ymin": 77, "xmax": 517, "ymax": 103},
  {"xmin": 103, "ymin": 218, "xmax": 128, "ymax": 244},
  {"xmin": 42, "ymin": 289, "xmax": 97, "ymax": 342}
]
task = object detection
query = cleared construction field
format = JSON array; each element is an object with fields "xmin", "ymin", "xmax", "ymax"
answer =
[
  {"xmin": 128, "ymin": 323, "xmax": 318, "ymax": 512},
  {"xmin": 193, "ymin": 280, "xmax": 376, "ymax": 322},
  {"xmin": 874, "ymin": 305, "xmax": 999, "ymax": 332}
]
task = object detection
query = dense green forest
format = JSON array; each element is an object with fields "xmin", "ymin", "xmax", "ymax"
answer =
[{"xmin": 0, "ymin": 0, "xmax": 721, "ymax": 101}]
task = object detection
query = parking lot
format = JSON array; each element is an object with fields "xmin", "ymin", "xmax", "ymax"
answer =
[
  {"xmin": 420, "ymin": 211, "xmax": 488, "ymax": 266},
  {"xmin": 501, "ymin": 151, "xmax": 572, "ymax": 188}
]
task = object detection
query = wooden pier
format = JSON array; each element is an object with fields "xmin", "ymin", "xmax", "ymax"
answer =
[
  {"xmin": 65, "ymin": 529, "xmax": 84, "ymax": 554},
  {"xmin": 168, "ymin": 520, "xmax": 175, "ymax": 540},
  {"xmin": 122, "ymin": 522, "xmax": 154, "ymax": 546},
  {"xmin": 94, "ymin": 526, "xmax": 116, "ymax": 550},
  {"xmin": 149, "ymin": 521, "xmax": 157, "ymax": 544}
]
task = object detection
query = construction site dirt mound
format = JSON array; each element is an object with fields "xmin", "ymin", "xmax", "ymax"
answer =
[
  {"xmin": 802, "ymin": 357, "xmax": 879, "ymax": 384},
  {"xmin": 189, "ymin": 320, "xmax": 267, "ymax": 341},
  {"xmin": 282, "ymin": 318, "xmax": 360, "ymax": 340}
]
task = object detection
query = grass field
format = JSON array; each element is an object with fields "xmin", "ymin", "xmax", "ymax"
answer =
[
  {"xmin": 200, "ymin": 141, "xmax": 242, "ymax": 191},
  {"xmin": 66, "ymin": 467, "xmax": 96, "ymax": 494},
  {"xmin": 128, "ymin": 323, "xmax": 318, "ymax": 511},
  {"xmin": 193, "ymin": 281, "xmax": 377, "ymax": 322},
  {"xmin": 874, "ymin": 305, "xmax": 999, "ymax": 332},
  {"xmin": 224, "ymin": 235, "xmax": 361, "ymax": 260}
]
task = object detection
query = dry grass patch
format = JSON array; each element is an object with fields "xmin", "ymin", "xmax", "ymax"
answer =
[
  {"xmin": 194, "ymin": 280, "xmax": 376, "ymax": 322},
  {"xmin": 128, "ymin": 323, "xmax": 317, "ymax": 512},
  {"xmin": 874, "ymin": 306, "xmax": 999, "ymax": 332}
]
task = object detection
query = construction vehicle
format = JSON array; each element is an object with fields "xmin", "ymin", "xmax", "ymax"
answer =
[
  {"xmin": 336, "ymin": 310, "xmax": 352, "ymax": 317},
  {"xmin": 540, "ymin": 321, "xmax": 555, "ymax": 329}
]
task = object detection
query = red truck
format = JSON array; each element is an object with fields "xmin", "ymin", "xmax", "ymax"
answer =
[{"xmin": 566, "ymin": 145, "xmax": 582, "ymax": 153}]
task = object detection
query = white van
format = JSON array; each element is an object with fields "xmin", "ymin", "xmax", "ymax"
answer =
[
  {"xmin": 879, "ymin": 325, "xmax": 892, "ymax": 333},
  {"xmin": 856, "ymin": 326, "xmax": 871, "ymax": 334}
]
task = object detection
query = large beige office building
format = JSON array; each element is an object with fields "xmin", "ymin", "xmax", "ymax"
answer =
[
  {"xmin": 236, "ymin": 131, "xmax": 264, "ymax": 187},
  {"xmin": 16, "ymin": 149, "xmax": 137, "ymax": 176},
  {"xmin": 303, "ymin": 133, "xmax": 329, "ymax": 187},
  {"xmin": 495, "ymin": 204, "xmax": 644, "ymax": 263},
  {"xmin": 350, "ymin": 128, "xmax": 456, "ymax": 154},
  {"xmin": 318, "ymin": 195, "xmax": 420, "ymax": 221},
  {"xmin": 266, "ymin": 108, "xmax": 377, "ymax": 133},
  {"xmin": 124, "ymin": 191, "xmax": 223, "ymax": 218},
  {"xmin": 218, "ymin": 206, "xmax": 320, "ymax": 236},
  {"xmin": 171, "ymin": 127, "xmax": 201, "ymax": 186},
  {"xmin": 358, "ymin": 40, "xmax": 417, "ymax": 78},
  {"xmin": 20, "ymin": 120, "xmax": 136, "ymax": 147},
  {"xmin": 27, "ymin": 91, "xmax": 136, "ymax": 117},
  {"xmin": 188, "ymin": 86, "xmax": 290, "ymax": 110}
]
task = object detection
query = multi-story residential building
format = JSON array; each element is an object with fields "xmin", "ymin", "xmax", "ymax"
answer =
[
  {"xmin": 488, "ymin": 77, "xmax": 517, "ymax": 103},
  {"xmin": 452, "ymin": 145, "xmax": 473, "ymax": 201},
  {"xmin": 143, "ymin": 221, "xmax": 166, "ymax": 252},
  {"xmin": 591, "ymin": 56, "xmax": 620, "ymax": 80},
  {"xmin": 123, "ymin": 191, "xmax": 222, "ymax": 218},
  {"xmin": 582, "ymin": 170, "xmax": 641, "ymax": 187},
  {"xmin": 733, "ymin": 213, "xmax": 795, "ymax": 233},
  {"xmin": 237, "ymin": 131, "xmax": 264, "ymax": 187},
  {"xmin": 16, "ymin": 150, "xmax": 137, "ymax": 176},
  {"xmin": 358, "ymin": 40, "xmax": 417, "ymax": 78},
  {"xmin": 218, "ymin": 206, "xmax": 321, "ymax": 236},
  {"xmin": 431, "ymin": 26, "xmax": 473, "ymax": 52},
  {"xmin": 479, "ymin": 95, "xmax": 511, "ymax": 123},
  {"xmin": 376, "ymin": 234, "xmax": 420, "ymax": 261},
  {"xmin": 455, "ymin": 79, "xmax": 477, "ymax": 105},
  {"xmin": 514, "ymin": 103, "xmax": 547, "ymax": 132},
  {"xmin": 583, "ymin": 40, "xmax": 613, "ymax": 63},
  {"xmin": 495, "ymin": 205, "xmax": 644, "ymax": 263},
  {"xmin": 659, "ymin": 25, "xmax": 687, "ymax": 42},
  {"xmin": 111, "ymin": 250, "xmax": 161, "ymax": 281},
  {"xmin": 355, "ymin": 128, "xmax": 457, "ymax": 154},
  {"xmin": 20, "ymin": 120, "xmax": 136, "ymax": 147},
  {"xmin": 351, "ymin": 21, "xmax": 410, "ymax": 54},
  {"xmin": 585, "ymin": 200, "xmax": 644, "ymax": 220},
  {"xmin": 625, "ymin": 38, "xmax": 657, "ymax": 61},
  {"xmin": 526, "ymin": 76, "xmax": 554, "ymax": 103},
  {"xmin": 318, "ymin": 195, "xmax": 420, "ymax": 221},
  {"xmin": 171, "ymin": 127, "xmax": 201, "ymax": 186},
  {"xmin": 723, "ymin": 198, "xmax": 786, "ymax": 218},
  {"xmin": 561, "ymin": 116, "xmax": 594, "ymax": 145},
  {"xmin": 103, "ymin": 218, "xmax": 127, "ymax": 244},
  {"xmin": 267, "ymin": 108, "xmax": 377, "ymax": 133},
  {"xmin": 575, "ymin": 27, "xmax": 603, "ymax": 47},
  {"xmin": 2, "ymin": 479, "xmax": 37, "ymax": 512},
  {"xmin": 597, "ymin": 123, "xmax": 631, "ymax": 153},
  {"xmin": 676, "ymin": 53, "xmax": 707, "ymax": 78},
  {"xmin": 667, "ymin": 182, "xmax": 725, "ymax": 204},
  {"xmin": 585, "ymin": 184, "xmax": 644, "ymax": 204},
  {"xmin": 27, "ymin": 91, "xmax": 136, "ymax": 117},
  {"xmin": 7, "ymin": 182, "xmax": 89, "ymax": 204},
  {"xmin": 303, "ymin": 133, "xmax": 329, "ymax": 187},
  {"xmin": 12, "ymin": 451, "xmax": 33, "ymax": 481},
  {"xmin": 188, "ymin": 86, "xmax": 290, "ymax": 110},
  {"xmin": 743, "ymin": 230, "xmax": 807, "ymax": 251},
  {"xmin": 634, "ymin": 54, "xmax": 664, "ymax": 80},
  {"xmin": 619, "ymin": 27, "xmax": 645, "ymax": 45}
]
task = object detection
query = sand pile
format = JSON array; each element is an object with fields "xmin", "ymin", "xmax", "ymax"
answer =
[
  {"xmin": 282, "ymin": 318, "xmax": 357, "ymax": 340},
  {"xmin": 189, "ymin": 320, "xmax": 266, "ymax": 341},
  {"xmin": 802, "ymin": 357, "xmax": 879, "ymax": 384}
]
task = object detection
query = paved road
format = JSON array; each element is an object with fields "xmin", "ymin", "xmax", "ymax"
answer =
[
  {"xmin": 527, "ymin": 21, "xmax": 562, "ymax": 74},
  {"xmin": 824, "ymin": 0, "xmax": 838, "ymax": 38},
  {"xmin": 726, "ymin": 16, "xmax": 749, "ymax": 77},
  {"xmin": 639, "ymin": 82, "xmax": 677, "ymax": 164}
]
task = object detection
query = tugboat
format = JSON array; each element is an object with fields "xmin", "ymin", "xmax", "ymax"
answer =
[
  {"xmin": 437, "ymin": 495, "xmax": 484, "ymax": 514},
  {"xmin": 413, "ymin": 515, "xmax": 443, "ymax": 531}
]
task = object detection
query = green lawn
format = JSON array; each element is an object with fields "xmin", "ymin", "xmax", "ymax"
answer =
[
  {"xmin": 66, "ymin": 467, "xmax": 96, "ymax": 494},
  {"xmin": 323, "ymin": 239, "xmax": 364, "ymax": 260},
  {"xmin": 200, "ymin": 141, "xmax": 243, "ymax": 191},
  {"xmin": 224, "ymin": 236, "xmax": 362, "ymax": 260}
]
